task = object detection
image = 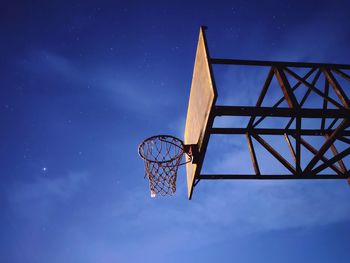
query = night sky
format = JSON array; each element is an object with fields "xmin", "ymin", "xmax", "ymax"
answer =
[{"xmin": 1, "ymin": 1, "xmax": 350, "ymax": 262}]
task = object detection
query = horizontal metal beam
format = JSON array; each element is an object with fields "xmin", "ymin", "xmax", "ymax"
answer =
[
  {"xmin": 215, "ymin": 106, "xmax": 350, "ymax": 118},
  {"xmin": 210, "ymin": 128, "xmax": 350, "ymax": 136},
  {"xmin": 199, "ymin": 174, "xmax": 349, "ymax": 180},
  {"xmin": 210, "ymin": 58, "xmax": 350, "ymax": 69}
]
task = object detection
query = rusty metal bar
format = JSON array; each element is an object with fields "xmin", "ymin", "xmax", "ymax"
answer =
[
  {"xmin": 323, "ymin": 69, "xmax": 350, "ymax": 108},
  {"xmin": 285, "ymin": 69, "xmax": 322, "ymax": 130},
  {"xmin": 210, "ymin": 58, "xmax": 350, "ymax": 69},
  {"xmin": 253, "ymin": 68, "xmax": 317, "ymax": 128},
  {"xmin": 252, "ymin": 134, "xmax": 296, "ymax": 174},
  {"xmin": 328, "ymin": 118, "xmax": 338, "ymax": 130},
  {"xmin": 284, "ymin": 116, "xmax": 295, "ymax": 130},
  {"xmin": 199, "ymin": 174, "xmax": 349, "ymax": 179},
  {"xmin": 295, "ymin": 117, "xmax": 301, "ymax": 173},
  {"xmin": 321, "ymin": 77, "xmax": 330, "ymax": 130},
  {"xmin": 284, "ymin": 134, "xmax": 297, "ymax": 162},
  {"xmin": 284, "ymin": 67, "xmax": 344, "ymax": 109},
  {"xmin": 284, "ymin": 133, "xmax": 301, "ymax": 174},
  {"xmin": 334, "ymin": 69, "xmax": 350, "ymax": 81},
  {"xmin": 290, "ymin": 134, "xmax": 343, "ymax": 175},
  {"xmin": 311, "ymin": 147, "xmax": 350, "ymax": 175},
  {"xmin": 303, "ymin": 119, "xmax": 350, "ymax": 175},
  {"xmin": 211, "ymin": 128, "xmax": 350, "ymax": 136},
  {"xmin": 246, "ymin": 133, "xmax": 260, "ymax": 175},
  {"xmin": 247, "ymin": 67, "xmax": 274, "ymax": 129},
  {"xmin": 274, "ymin": 67, "xmax": 300, "ymax": 108},
  {"xmin": 215, "ymin": 106, "xmax": 350, "ymax": 118},
  {"xmin": 325, "ymin": 134, "xmax": 347, "ymax": 173}
]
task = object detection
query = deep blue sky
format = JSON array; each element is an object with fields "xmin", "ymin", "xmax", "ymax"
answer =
[{"xmin": 1, "ymin": 1, "xmax": 350, "ymax": 262}]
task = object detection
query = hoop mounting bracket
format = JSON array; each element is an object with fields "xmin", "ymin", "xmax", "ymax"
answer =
[{"xmin": 184, "ymin": 144, "xmax": 199, "ymax": 164}]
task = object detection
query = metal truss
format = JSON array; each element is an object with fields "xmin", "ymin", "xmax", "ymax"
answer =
[{"xmin": 198, "ymin": 59, "xmax": 350, "ymax": 183}]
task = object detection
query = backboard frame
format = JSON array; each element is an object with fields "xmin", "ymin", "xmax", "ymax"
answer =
[
  {"xmin": 184, "ymin": 26, "xmax": 217, "ymax": 199},
  {"xmin": 184, "ymin": 27, "xmax": 350, "ymax": 200}
]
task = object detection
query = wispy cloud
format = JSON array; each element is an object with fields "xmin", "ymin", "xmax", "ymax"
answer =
[
  {"xmin": 7, "ymin": 171, "xmax": 89, "ymax": 220},
  {"xmin": 82, "ymin": 179, "xmax": 350, "ymax": 262},
  {"xmin": 17, "ymin": 50, "xmax": 174, "ymax": 115},
  {"xmin": 142, "ymin": 182, "xmax": 350, "ymax": 233},
  {"xmin": 193, "ymin": 181, "xmax": 350, "ymax": 233}
]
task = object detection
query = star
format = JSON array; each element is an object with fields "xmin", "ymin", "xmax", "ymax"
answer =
[{"xmin": 42, "ymin": 167, "xmax": 47, "ymax": 172}]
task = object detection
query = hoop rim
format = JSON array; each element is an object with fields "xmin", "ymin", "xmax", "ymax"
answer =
[{"xmin": 138, "ymin": 134, "xmax": 192, "ymax": 164}]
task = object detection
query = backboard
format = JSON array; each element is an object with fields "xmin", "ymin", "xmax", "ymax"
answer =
[{"xmin": 184, "ymin": 26, "xmax": 217, "ymax": 199}]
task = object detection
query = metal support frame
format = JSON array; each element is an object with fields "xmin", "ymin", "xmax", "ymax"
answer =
[{"xmin": 196, "ymin": 59, "xmax": 350, "ymax": 182}]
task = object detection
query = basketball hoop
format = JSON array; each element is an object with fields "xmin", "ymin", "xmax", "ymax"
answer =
[
  {"xmin": 137, "ymin": 27, "xmax": 350, "ymax": 200},
  {"xmin": 138, "ymin": 135, "xmax": 193, "ymax": 197}
]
